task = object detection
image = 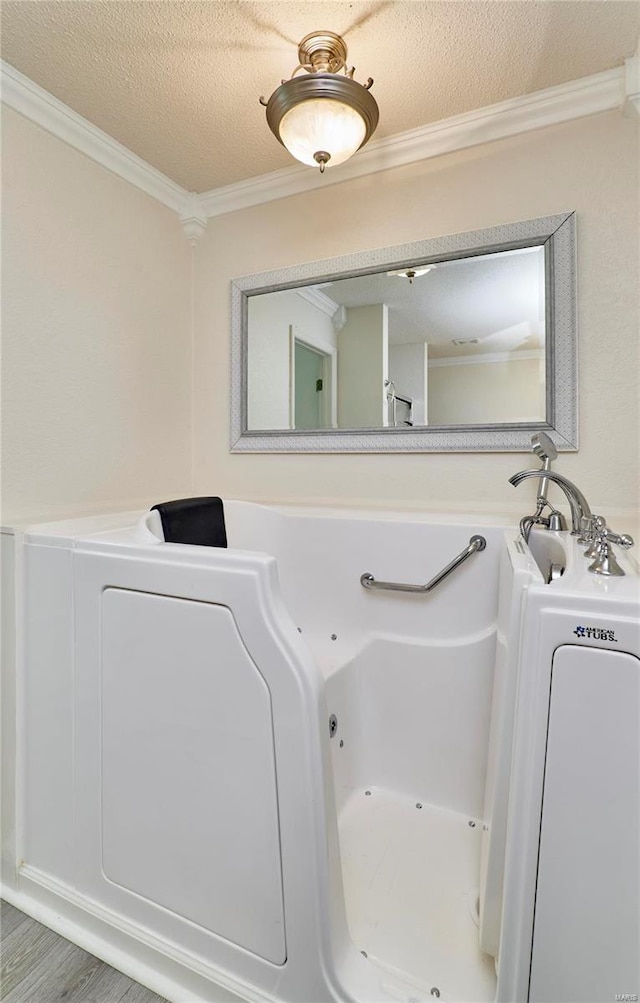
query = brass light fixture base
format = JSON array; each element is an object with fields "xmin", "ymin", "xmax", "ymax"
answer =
[{"xmin": 297, "ymin": 31, "xmax": 348, "ymax": 74}]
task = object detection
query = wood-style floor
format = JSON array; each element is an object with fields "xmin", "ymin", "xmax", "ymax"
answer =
[{"xmin": 0, "ymin": 901, "xmax": 168, "ymax": 1002}]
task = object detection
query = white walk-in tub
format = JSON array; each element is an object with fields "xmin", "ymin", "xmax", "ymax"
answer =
[{"xmin": 9, "ymin": 502, "xmax": 639, "ymax": 1003}]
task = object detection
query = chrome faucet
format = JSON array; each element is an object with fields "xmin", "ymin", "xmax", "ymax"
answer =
[
  {"xmin": 510, "ymin": 461, "xmax": 635, "ymax": 576},
  {"xmin": 582, "ymin": 516, "xmax": 634, "ymax": 576},
  {"xmin": 515, "ymin": 433, "xmax": 567, "ymax": 541},
  {"xmin": 509, "ymin": 468, "xmax": 593, "ymax": 537}
]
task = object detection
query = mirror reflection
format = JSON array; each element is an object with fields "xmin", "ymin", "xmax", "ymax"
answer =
[{"xmin": 247, "ymin": 245, "xmax": 546, "ymax": 431}]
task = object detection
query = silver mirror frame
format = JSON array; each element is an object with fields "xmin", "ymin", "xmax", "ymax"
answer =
[{"xmin": 230, "ymin": 212, "xmax": 577, "ymax": 453}]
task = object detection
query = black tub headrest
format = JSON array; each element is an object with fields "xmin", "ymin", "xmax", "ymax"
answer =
[{"xmin": 151, "ymin": 497, "xmax": 227, "ymax": 548}]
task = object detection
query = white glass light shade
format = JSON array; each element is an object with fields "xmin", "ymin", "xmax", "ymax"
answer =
[{"xmin": 279, "ymin": 98, "xmax": 367, "ymax": 168}]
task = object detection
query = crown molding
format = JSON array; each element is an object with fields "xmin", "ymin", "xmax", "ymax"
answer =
[
  {"xmin": 199, "ymin": 66, "xmax": 625, "ymax": 219},
  {"xmin": 2, "ymin": 57, "xmax": 630, "ymax": 228},
  {"xmin": 295, "ymin": 286, "xmax": 339, "ymax": 317},
  {"xmin": 0, "ymin": 60, "xmax": 193, "ymax": 221},
  {"xmin": 430, "ymin": 349, "xmax": 545, "ymax": 368}
]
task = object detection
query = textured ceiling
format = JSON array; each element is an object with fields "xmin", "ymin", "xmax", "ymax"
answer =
[
  {"xmin": 326, "ymin": 246, "xmax": 544, "ymax": 353},
  {"xmin": 1, "ymin": 1, "xmax": 638, "ymax": 192}
]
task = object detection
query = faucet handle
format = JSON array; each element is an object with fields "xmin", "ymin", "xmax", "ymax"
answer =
[
  {"xmin": 579, "ymin": 514, "xmax": 604, "ymax": 547},
  {"xmin": 584, "ymin": 517, "xmax": 634, "ymax": 562},
  {"xmin": 588, "ymin": 535, "xmax": 626, "ymax": 577},
  {"xmin": 605, "ymin": 530, "xmax": 634, "ymax": 550}
]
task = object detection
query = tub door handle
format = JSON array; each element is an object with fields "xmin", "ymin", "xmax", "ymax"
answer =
[{"xmin": 360, "ymin": 535, "xmax": 486, "ymax": 594}]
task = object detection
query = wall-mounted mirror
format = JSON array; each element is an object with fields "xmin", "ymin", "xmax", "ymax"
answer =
[{"xmin": 231, "ymin": 212, "xmax": 576, "ymax": 452}]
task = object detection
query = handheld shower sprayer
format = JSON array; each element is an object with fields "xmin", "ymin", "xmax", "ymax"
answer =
[
  {"xmin": 530, "ymin": 432, "xmax": 557, "ymax": 508},
  {"xmin": 516, "ymin": 432, "xmax": 566, "ymax": 540}
]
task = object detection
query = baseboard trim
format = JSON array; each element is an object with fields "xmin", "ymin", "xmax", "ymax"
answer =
[{"xmin": 2, "ymin": 865, "xmax": 274, "ymax": 1003}]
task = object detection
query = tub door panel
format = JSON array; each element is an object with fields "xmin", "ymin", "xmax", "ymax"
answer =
[
  {"xmin": 529, "ymin": 645, "xmax": 639, "ymax": 1002},
  {"xmin": 99, "ymin": 587, "xmax": 286, "ymax": 965}
]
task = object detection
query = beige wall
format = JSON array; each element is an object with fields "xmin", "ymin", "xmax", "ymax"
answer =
[
  {"xmin": 194, "ymin": 111, "xmax": 639, "ymax": 523},
  {"xmin": 2, "ymin": 107, "xmax": 638, "ymax": 527},
  {"xmin": 1, "ymin": 109, "xmax": 193, "ymax": 525},
  {"xmin": 428, "ymin": 357, "xmax": 545, "ymax": 425}
]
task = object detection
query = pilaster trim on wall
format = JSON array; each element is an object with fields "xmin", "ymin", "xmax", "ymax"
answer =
[
  {"xmin": 179, "ymin": 193, "xmax": 208, "ymax": 245},
  {"xmin": 0, "ymin": 60, "xmax": 190, "ymax": 217},
  {"xmin": 198, "ymin": 66, "xmax": 626, "ymax": 218}
]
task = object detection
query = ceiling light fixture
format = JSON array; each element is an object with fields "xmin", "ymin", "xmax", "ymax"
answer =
[{"xmin": 260, "ymin": 30, "xmax": 379, "ymax": 173}]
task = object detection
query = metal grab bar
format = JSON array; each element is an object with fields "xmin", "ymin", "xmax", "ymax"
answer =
[{"xmin": 360, "ymin": 534, "xmax": 486, "ymax": 594}]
